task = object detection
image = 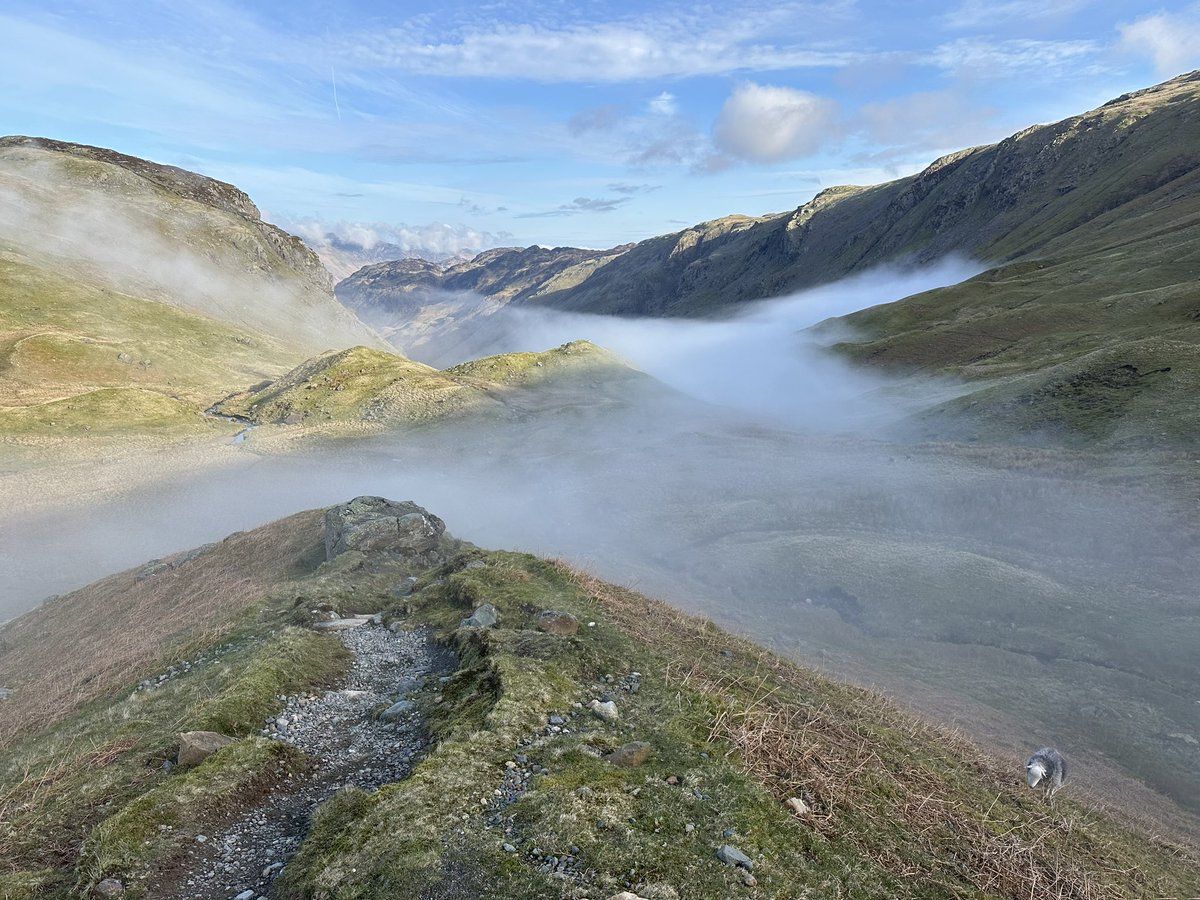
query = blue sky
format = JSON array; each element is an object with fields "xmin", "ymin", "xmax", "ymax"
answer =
[{"xmin": 1, "ymin": 1, "xmax": 1197, "ymax": 255}]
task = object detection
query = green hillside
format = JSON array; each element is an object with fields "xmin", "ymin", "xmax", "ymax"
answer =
[
  {"xmin": 213, "ymin": 340, "xmax": 650, "ymax": 432},
  {"xmin": 0, "ymin": 137, "xmax": 383, "ymax": 443}
]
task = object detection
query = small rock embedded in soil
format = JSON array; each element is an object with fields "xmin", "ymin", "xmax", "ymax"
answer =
[
  {"xmin": 93, "ymin": 878, "xmax": 125, "ymax": 898},
  {"xmin": 606, "ymin": 741, "xmax": 652, "ymax": 768},
  {"xmin": 589, "ymin": 699, "xmax": 619, "ymax": 722},
  {"xmin": 537, "ymin": 609, "xmax": 579, "ymax": 635},
  {"xmin": 176, "ymin": 731, "xmax": 235, "ymax": 768},
  {"xmin": 461, "ymin": 603, "xmax": 501, "ymax": 629},
  {"xmin": 716, "ymin": 844, "xmax": 754, "ymax": 870}
]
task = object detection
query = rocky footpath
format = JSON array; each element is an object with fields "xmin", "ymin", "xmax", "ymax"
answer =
[{"xmin": 163, "ymin": 620, "xmax": 453, "ymax": 900}]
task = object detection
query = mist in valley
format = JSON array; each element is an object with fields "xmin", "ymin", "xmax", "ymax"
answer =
[{"xmin": 3, "ymin": 262, "xmax": 1199, "ymax": 831}]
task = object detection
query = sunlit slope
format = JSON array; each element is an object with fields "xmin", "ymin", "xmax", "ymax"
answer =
[
  {"xmin": 214, "ymin": 340, "xmax": 649, "ymax": 429},
  {"xmin": 0, "ymin": 137, "xmax": 380, "ymax": 350},
  {"xmin": 0, "ymin": 137, "xmax": 386, "ymax": 440},
  {"xmin": 1, "ymin": 502, "xmax": 1197, "ymax": 898},
  {"xmin": 214, "ymin": 346, "xmax": 501, "ymax": 426},
  {"xmin": 445, "ymin": 339, "xmax": 637, "ymax": 387},
  {"xmin": 0, "ymin": 247, "xmax": 305, "ymax": 438}
]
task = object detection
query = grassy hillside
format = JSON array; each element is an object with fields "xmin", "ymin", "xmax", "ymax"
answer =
[
  {"xmin": 214, "ymin": 341, "xmax": 651, "ymax": 432},
  {"xmin": 833, "ymin": 126, "xmax": 1200, "ymax": 448},
  {"xmin": 0, "ymin": 138, "xmax": 380, "ymax": 351},
  {"xmin": 0, "ymin": 136, "xmax": 386, "ymax": 444},
  {"xmin": 0, "ymin": 245, "xmax": 305, "ymax": 441},
  {"xmin": 0, "ymin": 501, "xmax": 1195, "ymax": 898}
]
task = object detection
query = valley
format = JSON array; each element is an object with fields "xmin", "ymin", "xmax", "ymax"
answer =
[{"xmin": 2, "ymin": 66, "xmax": 1200, "ymax": 898}]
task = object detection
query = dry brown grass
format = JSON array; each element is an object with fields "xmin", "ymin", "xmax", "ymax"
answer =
[
  {"xmin": 0, "ymin": 735, "xmax": 139, "ymax": 867},
  {"xmin": 0, "ymin": 509, "xmax": 324, "ymax": 749},
  {"xmin": 557, "ymin": 561, "xmax": 1199, "ymax": 900}
]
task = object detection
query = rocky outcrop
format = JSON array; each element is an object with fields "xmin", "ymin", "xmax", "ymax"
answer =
[{"xmin": 324, "ymin": 497, "xmax": 447, "ymax": 562}]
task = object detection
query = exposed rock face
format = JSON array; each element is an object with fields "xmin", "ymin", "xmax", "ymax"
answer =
[
  {"xmin": 177, "ymin": 730, "xmax": 235, "ymax": 767},
  {"xmin": 324, "ymin": 497, "xmax": 447, "ymax": 561}
]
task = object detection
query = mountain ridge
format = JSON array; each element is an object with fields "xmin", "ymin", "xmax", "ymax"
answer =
[{"xmin": 338, "ymin": 70, "xmax": 1200, "ymax": 320}]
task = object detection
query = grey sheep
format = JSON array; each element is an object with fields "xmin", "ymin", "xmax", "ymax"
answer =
[{"xmin": 1025, "ymin": 747, "xmax": 1067, "ymax": 800}]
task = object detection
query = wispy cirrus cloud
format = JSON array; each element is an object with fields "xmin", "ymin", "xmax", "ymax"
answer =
[
  {"xmin": 931, "ymin": 37, "xmax": 1100, "ymax": 75},
  {"xmin": 565, "ymin": 94, "xmax": 711, "ymax": 170},
  {"xmin": 334, "ymin": 11, "xmax": 861, "ymax": 82},
  {"xmin": 607, "ymin": 183, "xmax": 662, "ymax": 195},
  {"xmin": 941, "ymin": 0, "xmax": 1094, "ymax": 31}
]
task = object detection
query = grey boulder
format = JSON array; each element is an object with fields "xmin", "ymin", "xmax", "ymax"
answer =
[
  {"xmin": 461, "ymin": 603, "xmax": 501, "ymax": 629},
  {"xmin": 325, "ymin": 497, "xmax": 446, "ymax": 560}
]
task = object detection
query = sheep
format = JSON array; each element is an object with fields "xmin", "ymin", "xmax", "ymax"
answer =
[{"xmin": 1025, "ymin": 747, "xmax": 1067, "ymax": 800}]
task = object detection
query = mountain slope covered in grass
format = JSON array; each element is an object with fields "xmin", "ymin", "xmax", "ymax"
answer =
[
  {"xmin": 1, "ymin": 499, "xmax": 1195, "ymax": 899},
  {"xmin": 0, "ymin": 137, "xmax": 383, "ymax": 442}
]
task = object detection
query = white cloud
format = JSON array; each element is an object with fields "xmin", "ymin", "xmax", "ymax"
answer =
[
  {"xmin": 285, "ymin": 218, "xmax": 504, "ymax": 257},
  {"xmin": 1118, "ymin": 8, "xmax": 1200, "ymax": 77},
  {"xmin": 932, "ymin": 38, "xmax": 1099, "ymax": 75},
  {"xmin": 649, "ymin": 91, "xmax": 678, "ymax": 116},
  {"xmin": 713, "ymin": 82, "xmax": 841, "ymax": 163},
  {"xmin": 279, "ymin": 217, "xmax": 513, "ymax": 277}
]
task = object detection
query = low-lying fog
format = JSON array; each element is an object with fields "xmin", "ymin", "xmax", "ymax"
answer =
[{"xmin": 3, "ymin": 262, "xmax": 1199, "ymax": 829}]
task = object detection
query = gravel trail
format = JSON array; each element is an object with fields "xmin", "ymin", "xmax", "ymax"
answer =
[{"xmin": 163, "ymin": 623, "xmax": 453, "ymax": 900}]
